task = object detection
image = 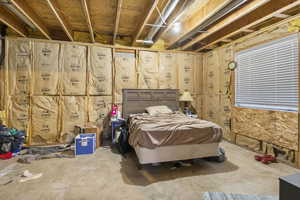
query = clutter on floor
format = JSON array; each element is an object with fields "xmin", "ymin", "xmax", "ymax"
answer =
[
  {"xmin": 17, "ymin": 145, "xmax": 74, "ymax": 164},
  {"xmin": 202, "ymin": 192, "xmax": 278, "ymax": 200},
  {"xmin": 0, "ymin": 124, "xmax": 25, "ymax": 159},
  {"xmin": 20, "ymin": 170, "xmax": 43, "ymax": 183},
  {"xmin": 255, "ymin": 155, "xmax": 277, "ymax": 165}
]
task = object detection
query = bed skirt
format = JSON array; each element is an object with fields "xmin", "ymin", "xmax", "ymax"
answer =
[{"xmin": 135, "ymin": 143, "xmax": 220, "ymax": 164}]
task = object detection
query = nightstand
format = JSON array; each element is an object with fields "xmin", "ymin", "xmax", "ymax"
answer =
[
  {"xmin": 280, "ymin": 173, "xmax": 300, "ymax": 200},
  {"xmin": 111, "ymin": 118, "xmax": 126, "ymax": 144}
]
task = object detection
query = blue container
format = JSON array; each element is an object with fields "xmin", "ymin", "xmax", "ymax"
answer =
[{"xmin": 75, "ymin": 133, "xmax": 96, "ymax": 155}]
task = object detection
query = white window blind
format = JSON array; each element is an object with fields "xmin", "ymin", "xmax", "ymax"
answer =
[{"xmin": 235, "ymin": 34, "xmax": 299, "ymax": 112}]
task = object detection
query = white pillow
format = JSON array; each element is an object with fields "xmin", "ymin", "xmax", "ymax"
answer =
[{"xmin": 146, "ymin": 105, "xmax": 173, "ymax": 116}]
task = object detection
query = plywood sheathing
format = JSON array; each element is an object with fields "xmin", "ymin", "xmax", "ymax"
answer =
[
  {"xmin": 201, "ymin": 18, "xmax": 300, "ymax": 166},
  {"xmin": 23, "ymin": 0, "xmax": 66, "ymax": 40},
  {"xmin": 236, "ymin": 134, "xmax": 261, "ymax": 152},
  {"xmin": 232, "ymin": 107, "xmax": 298, "ymax": 151},
  {"xmin": 228, "ymin": 20, "xmax": 300, "ymax": 165}
]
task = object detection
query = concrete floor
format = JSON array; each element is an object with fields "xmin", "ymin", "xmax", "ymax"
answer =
[{"xmin": 0, "ymin": 141, "xmax": 299, "ymax": 200}]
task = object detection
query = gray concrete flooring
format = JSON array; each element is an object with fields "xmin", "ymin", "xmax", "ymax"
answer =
[{"xmin": 0, "ymin": 141, "xmax": 299, "ymax": 200}]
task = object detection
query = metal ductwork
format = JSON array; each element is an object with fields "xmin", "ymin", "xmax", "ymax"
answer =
[
  {"xmin": 0, "ymin": 0, "xmax": 36, "ymax": 30},
  {"xmin": 145, "ymin": 0, "xmax": 181, "ymax": 43},
  {"xmin": 168, "ymin": 0, "xmax": 249, "ymax": 49}
]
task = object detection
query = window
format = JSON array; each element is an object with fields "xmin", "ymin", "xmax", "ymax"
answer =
[{"xmin": 235, "ymin": 34, "xmax": 299, "ymax": 112}]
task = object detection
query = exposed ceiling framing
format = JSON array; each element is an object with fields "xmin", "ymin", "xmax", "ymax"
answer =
[
  {"xmin": 132, "ymin": 0, "xmax": 160, "ymax": 46},
  {"xmin": 113, "ymin": 0, "xmax": 123, "ymax": 45},
  {"xmin": 46, "ymin": 0, "xmax": 74, "ymax": 41},
  {"xmin": 0, "ymin": 0, "xmax": 299, "ymax": 51},
  {"xmin": 0, "ymin": 5, "xmax": 27, "ymax": 37},
  {"xmin": 181, "ymin": 0, "xmax": 271, "ymax": 50},
  {"xmin": 196, "ymin": 0, "xmax": 300, "ymax": 51},
  {"xmin": 80, "ymin": 0, "xmax": 94, "ymax": 43}
]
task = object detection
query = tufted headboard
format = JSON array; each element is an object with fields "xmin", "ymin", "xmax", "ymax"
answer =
[{"xmin": 122, "ymin": 89, "xmax": 179, "ymax": 119}]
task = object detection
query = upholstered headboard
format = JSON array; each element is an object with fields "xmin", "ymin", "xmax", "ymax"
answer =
[{"xmin": 122, "ymin": 89, "xmax": 179, "ymax": 119}]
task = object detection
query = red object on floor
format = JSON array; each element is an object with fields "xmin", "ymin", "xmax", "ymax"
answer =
[
  {"xmin": 0, "ymin": 152, "xmax": 13, "ymax": 160},
  {"xmin": 255, "ymin": 155, "xmax": 263, "ymax": 161},
  {"xmin": 261, "ymin": 156, "xmax": 277, "ymax": 165},
  {"xmin": 254, "ymin": 154, "xmax": 276, "ymax": 163}
]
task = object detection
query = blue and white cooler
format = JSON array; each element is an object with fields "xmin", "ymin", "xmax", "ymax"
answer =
[{"xmin": 75, "ymin": 133, "xmax": 96, "ymax": 155}]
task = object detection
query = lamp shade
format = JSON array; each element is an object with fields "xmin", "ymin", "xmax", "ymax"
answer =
[{"xmin": 179, "ymin": 91, "xmax": 193, "ymax": 102}]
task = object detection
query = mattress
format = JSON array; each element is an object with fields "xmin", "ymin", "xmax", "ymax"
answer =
[{"xmin": 128, "ymin": 112, "xmax": 223, "ymax": 149}]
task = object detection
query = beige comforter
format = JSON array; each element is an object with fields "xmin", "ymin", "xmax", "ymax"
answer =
[{"xmin": 128, "ymin": 112, "xmax": 223, "ymax": 149}]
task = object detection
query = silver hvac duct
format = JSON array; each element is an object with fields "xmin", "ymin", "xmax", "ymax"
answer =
[
  {"xmin": 0, "ymin": 0, "xmax": 36, "ymax": 30},
  {"xmin": 145, "ymin": 0, "xmax": 180, "ymax": 43},
  {"xmin": 168, "ymin": 0, "xmax": 249, "ymax": 49}
]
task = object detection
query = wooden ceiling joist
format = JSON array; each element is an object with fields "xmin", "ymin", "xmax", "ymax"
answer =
[
  {"xmin": 80, "ymin": 0, "xmax": 94, "ymax": 43},
  {"xmin": 181, "ymin": 0, "xmax": 270, "ymax": 50},
  {"xmin": 242, "ymin": 29, "xmax": 255, "ymax": 33},
  {"xmin": 132, "ymin": 0, "xmax": 160, "ymax": 46},
  {"xmin": 221, "ymin": 39, "xmax": 232, "ymax": 43},
  {"xmin": 0, "ymin": 6, "xmax": 27, "ymax": 37},
  {"xmin": 46, "ymin": 0, "xmax": 74, "ymax": 41},
  {"xmin": 273, "ymin": 13, "xmax": 291, "ymax": 18},
  {"xmin": 10, "ymin": 0, "xmax": 52, "ymax": 40},
  {"xmin": 197, "ymin": 0, "xmax": 300, "ymax": 51},
  {"xmin": 113, "ymin": 0, "xmax": 123, "ymax": 45},
  {"xmin": 166, "ymin": 0, "xmax": 232, "ymax": 48}
]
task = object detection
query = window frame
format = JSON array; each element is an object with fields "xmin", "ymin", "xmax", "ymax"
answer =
[{"xmin": 234, "ymin": 33, "xmax": 299, "ymax": 112}]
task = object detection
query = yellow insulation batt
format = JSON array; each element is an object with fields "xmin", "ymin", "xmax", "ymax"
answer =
[
  {"xmin": 60, "ymin": 96, "xmax": 87, "ymax": 142},
  {"xmin": 138, "ymin": 51, "xmax": 159, "ymax": 89},
  {"xmin": 88, "ymin": 96, "xmax": 112, "ymax": 125},
  {"xmin": 60, "ymin": 44, "xmax": 87, "ymax": 95},
  {"xmin": 31, "ymin": 96, "xmax": 60, "ymax": 145},
  {"xmin": 177, "ymin": 53, "xmax": 194, "ymax": 94},
  {"xmin": 7, "ymin": 40, "xmax": 31, "ymax": 96},
  {"xmin": 33, "ymin": 42, "xmax": 60, "ymax": 95},
  {"xmin": 114, "ymin": 52, "xmax": 137, "ymax": 103},
  {"xmin": 88, "ymin": 46, "xmax": 112, "ymax": 95},
  {"xmin": 7, "ymin": 96, "xmax": 30, "ymax": 134},
  {"xmin": 158, "ymin": 52, "xmax": 178, "ymax": 89}
]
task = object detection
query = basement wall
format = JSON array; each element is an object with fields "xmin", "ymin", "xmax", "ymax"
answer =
[
  {"xmin": 0, "ymin": 37, "xmax": 202, "ymax": 145},
  {"xmin": 202, "ymin": 18, "xmax": 300, "ymax": 167}
]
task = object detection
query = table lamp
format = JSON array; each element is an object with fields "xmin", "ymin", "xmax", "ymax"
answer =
[{"xmin": 179, "ymin": 91, "xmax": 193, "ymax": 115}]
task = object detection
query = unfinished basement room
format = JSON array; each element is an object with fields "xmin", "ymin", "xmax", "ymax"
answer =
[{"xmin": 1, "ymin": 0, "xmax": 300, "ymax": 199}]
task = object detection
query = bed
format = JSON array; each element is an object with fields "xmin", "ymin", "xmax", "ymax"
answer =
[{"xmin": 122, "ymin": 89, "xmax": 224, "ymax": 165}]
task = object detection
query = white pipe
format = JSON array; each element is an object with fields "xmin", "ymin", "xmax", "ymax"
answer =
[
  {"xmin": 136, "ymin": 40, "xmax": 154, "ymax": 45},
  {"xmin": 145, "ymin": 0, "xmax": 180, "ymax": 42}
]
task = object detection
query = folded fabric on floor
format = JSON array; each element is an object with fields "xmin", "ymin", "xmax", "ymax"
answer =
[{"xmin": 202, "ymin": 192, "xmax": 278, "ymax": 200}]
